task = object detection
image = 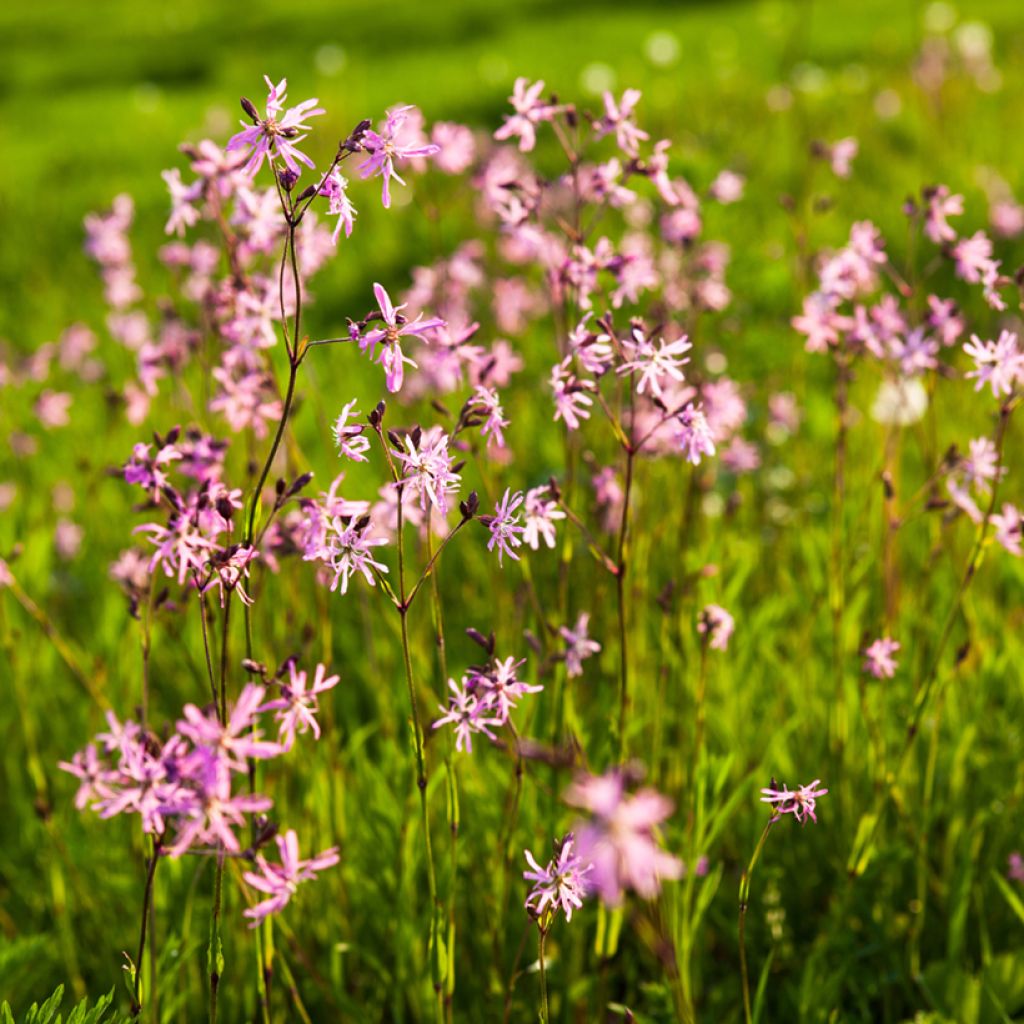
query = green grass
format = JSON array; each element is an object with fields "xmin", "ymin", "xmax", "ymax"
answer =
[{"xmin": 1, "ymin": 0, "xmax": 1024, "ymax": 1021}]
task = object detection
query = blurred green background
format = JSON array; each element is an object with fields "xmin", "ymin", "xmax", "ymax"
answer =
[{"xmin": 2, "ymin": 1, "xmax": 1024, "ymax": 1021}]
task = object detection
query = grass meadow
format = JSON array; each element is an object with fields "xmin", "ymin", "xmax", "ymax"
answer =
[{"xmin": 1, "ymin": 1, "xmax": 1023, "ymax": 1021}]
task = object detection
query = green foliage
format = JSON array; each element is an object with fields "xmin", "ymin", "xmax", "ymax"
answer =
[{"xmin": 0, "ymin": 987, "xmax": 129, "ymax": 1024}]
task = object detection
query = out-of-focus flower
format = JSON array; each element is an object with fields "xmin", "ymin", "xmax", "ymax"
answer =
[
  {"xmin": 863, "ymin": 637, "xmax": 900, "ymax": 678},
  {"xmin": 826, "ymin": 137, "xmax": 858, "ymax": 178},
  {"xmin": 559, "ymin": 613, "xmax": 601, "ymax": 677},
  {"xmin": 698, "ymin": 604, "xmax": 734, "ymax": 651},
  {"xmin": 494, "ymin": 78, "xmax": 552, "ymax": 153},
  {"xmin": 242, "ymin": 830, "xmax": 339, "ymax": 925},
  {"xmin": 565, "ymin": 771, "xmax": 683, "ymax": 905}
]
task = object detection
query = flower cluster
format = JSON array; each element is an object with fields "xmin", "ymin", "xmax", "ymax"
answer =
[{"xmin": 433, "ymin": 651, "xmax": 542, "ymax": 752}]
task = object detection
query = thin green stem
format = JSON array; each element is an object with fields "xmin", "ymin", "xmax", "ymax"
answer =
[{"xmin": 739, "ymin": 817, "xmax": 777, "ymax": 1024}]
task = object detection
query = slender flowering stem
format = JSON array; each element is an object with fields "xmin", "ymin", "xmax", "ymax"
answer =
[
  {"xmin": 130, "ymin": 836, "xmax": 161, "ymax": 1019},
  {"xmin": 538, "ymin": 927, "xmax": 551, "ymax": 1024},
  {"xmin": 739, "ymin": 816, "xmax": 777, "ymax": 1024},
  {"xmin": 374, "ymin": 425, "xmax": 444, "ymax": 1021},
  {"xmin": 615, "ymin": 445, "xmax": 636, "ymax": 760}
]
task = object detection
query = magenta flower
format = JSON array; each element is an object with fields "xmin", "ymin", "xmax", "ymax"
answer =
[
  {"xmin": 359, "ymin": 105, "xmax": 439, "ymax": 208},
  {"xmin": 484, "ymin": 488, "xmax": 526, "ymax": 565},
  {"xmin": 361, "ymin": 283, "xmax": 445, "ymax": 392},
  {"xmin": 1009, "ymin": 853, "xmax": 1024, "ymax": 883},
  {"xmin": 177, "ymin": 684, "xmax": 283, "ymax": 774},
  {"xmin": 559, "ymin": 613, "xmax": 601, "ymax": 677},
  {"xmin": 523, "ymin": 833, "xmax": 592, "ymax": 923},
  {"xmin": 260, "ymin": 662, "xmax": 340, "ymax": 749},
  {"xmin": 227, "ymin": 76, "xmax": 325, "ymax": 177},
  {"xmin": 242, "ymin": 830, "xmax": 340, "ymax": 926},
  {"xmin": 565, "ymin": 771, "xmax": 683, "ymax": 905},
  {"xmin": 863, "ymin": 637, "xmax": 900, "ymax": 679},
  {"xmin": 698, "ymin": 604, "xmax": 734, "ymax": 651},
  {"xmin": 759, "ymin": 779, "xmax": 829, "ymax": 825}
]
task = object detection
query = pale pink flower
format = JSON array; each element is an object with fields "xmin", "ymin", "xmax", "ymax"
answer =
[
  {"xmin": 565, "ymin": 771, "xmax": 683, "ymax": 905},
  {"xmin": 698, "ymin": 604, "xmax": 734, "ymax": 651},
  {"xmin": 990, "ymin": 504, "xmax": 1022, "ymax": 556},
  {"xmin": 559, "ymin": 613, "xmax": 601, "ymax": 677},
  {"xmin": 260, "ymin": 662, "xmax": 340, "ymax": 749},
  {"xmin": 760, "ymin": 779, "xmax": 828, "ymax": 824},
  {"xmin": 523, "ymin": 833, "xmax": 592, "ymax": 923},
  {"xmin": 863, "ymin": 637, "xmax": 900, "ymax": 679}
]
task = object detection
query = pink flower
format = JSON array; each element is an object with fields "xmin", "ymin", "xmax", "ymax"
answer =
[
  {"xmin": 759, "ymin": 779, "xmax": 828, "ymax": 825},
  {"xmin": 359, "ymin": 105, "xmax": 440, "ymax": 208},
  {"xmin": 990, "ymin": 503, "xmax": 1022, "ymax": 556},
  {"xmin": 35, "ymin": 390, "xmax": 72, "ymax": 428},
  {"xmin": 484, "ymin": 488, "xmax": 526, "ymax": 565},
  {"xmin": 559, "ymin": 613, "xmax": 601, "ymax": 678},
  {"xmin": 470, "ymin": 656, "xmax": 541, "ymax": 723},
  {"xmin": 698, "ymin": 604, "xmax": 734, "ymax": 651},
  {"xmin": 494, "ymin": 78, "xmax": 551, "ymax": 153},
  {"xmin": 318, "ymin": 170, "xmax": 357, "ymax": 241},
  {"xmin": 617, "ymin": 332, "xmax": 692, "ymax": 399},
  {"xmin": 431, "ymin": 121, "xmax": 476, "ymax": 174},
  {"xmin": 863, "ymin": 637, "xmax": 900, "ymax": 679},
  {"xmin": 963, "ymin": 331, "xmax": 1024, "ymax": 397},
  {"xmin": 227, "ymin": 76, "xmax": 325, "ymax": 178},
  {"xmin": 178, "ymin": 684, "xmax": 282, "ymax": 773},
  {"xmin": 1009, "ymin": 853, "xmax": 1024, "ymax": 883},
  {"xmin": 433, "ymin": 677, "xmax": 501, "ymax": 752},
  {"xmin": 242, "ymin": 830, "xmax": 339, "ymax": 925},
  {"xmin": 826, "ymin": 137, "xmax": 858, "ymax": 178},
  {"xmin": 332, "ymin": 400, "xmax": 370, "ymax": 462},
  {"xmin": 924, "ymin": 185, "xmax": 964, "ymax": 244},
  {"xmin": 160, "ymin": 168, "xmax": 203, "ymax": 237},
  {"xmin": 709, "ymin": 170, "xmax": 745, "ymax": 204},
  {"xmin": 596, "ymin": 89, "xmax": 649, "ymax": 157},
  {"xmin": 260, "ymin": 663, "xmax": 340, "ymax": 750},
  {"xmin": 550, "ymin": 358, "xmax": 595, "ymax": 431},
  {"xmin": 565, "ymin": 771, "xmax": 683, "ymax": 905},
  {"xmin": 360, "ymin": 283, "xmax": 445, "ymax": 392},
  {"xmin": 523, "ymin": 833, "xmax": 592, "ymax": 923},
  {"xmin": 522, "ymin": 486, "xmax": 566, "ymax": 551},
  {"xmin": 674, "ymin": 404, "xmax": 716, "ymax": 465},
  {"xmin": 392, "ymin": 428, "xmax": 461, "ymax": 516}
]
